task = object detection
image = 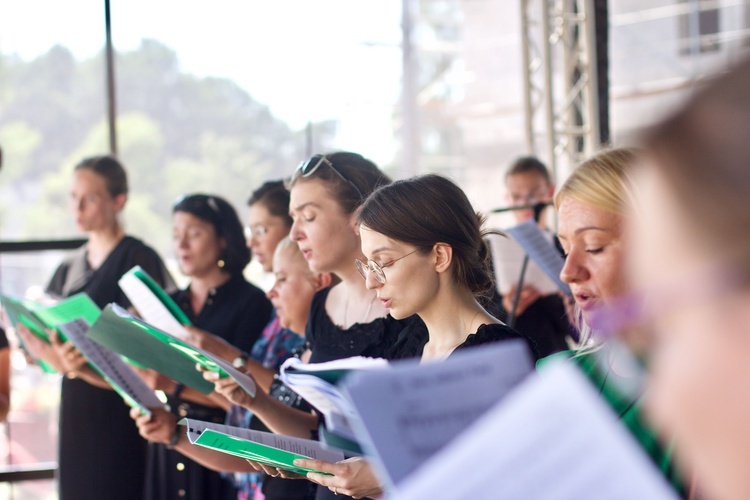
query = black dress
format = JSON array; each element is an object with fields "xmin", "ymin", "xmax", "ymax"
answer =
[
  {"xmin": 46, "ymin": 236, "xmax": 173, "ymax": 500},
  {"xmin": 384, "ymin": 322, "xmax": 540, "ymax": 362},
  {"xmin": 306, "ymin": 287, "xmax": 426, "ymax": 500},
  {"xmin": 145, "ymin": 274, "xmax": 272, "ymax": 500}
]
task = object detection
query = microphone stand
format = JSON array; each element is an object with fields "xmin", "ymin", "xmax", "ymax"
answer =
[{"xmin": 493, "ymin": 202, "xmax": 549, "ymax": 328}]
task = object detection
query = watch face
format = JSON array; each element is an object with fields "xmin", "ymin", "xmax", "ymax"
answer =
[{"xmin": 232, "ymin": 356, "xmax": 245, "ymax": 369}]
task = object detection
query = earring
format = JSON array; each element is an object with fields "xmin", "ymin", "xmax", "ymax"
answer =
[{"xmin": 217, "ymin": 259, "xmax": 226, "ymax": 268}]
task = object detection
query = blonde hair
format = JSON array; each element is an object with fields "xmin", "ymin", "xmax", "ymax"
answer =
[
  {"xmin": 555, "ymin": 147, "xmax": 638, "ymax": 352},
  {"xmin": 554, "ymin": 148, "xmax": 638, "ymax": 216}
]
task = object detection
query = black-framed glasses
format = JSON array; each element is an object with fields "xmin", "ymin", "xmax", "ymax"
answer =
[
  {"xmin": 355, "ymin": 249, "xmax": 419, "ymax": 284},
  {"xmin": 294, "ymin": 154, "xmax": 364, "ymax": 200}
]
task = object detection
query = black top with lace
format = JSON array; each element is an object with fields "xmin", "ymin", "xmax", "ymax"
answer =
[
  {"xmin": 305, "ymin": 287, "xmax": 425, "ymax": 364},
  {"xmin": 385, "ymin": 322, "xmax": 540, "ymax": 362}
]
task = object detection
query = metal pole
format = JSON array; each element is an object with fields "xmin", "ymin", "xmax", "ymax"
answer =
[
  {"xmin": 105, "ymin": 0, "xmax": 118, "ymax": 156},
  {"xmin": 540, "ymin": 0, "xmax": 557, "ymax": 180},
  {"xmin": 401, "ymin": 0, "xmax": 419, "ymax": 177},
  {"xmin": 519, "ymin": 0, "xmax": 536, "ymax": 156},
  {"xmin": 583, "ymin": 0, "xmax": 601, "ymax": 153}
]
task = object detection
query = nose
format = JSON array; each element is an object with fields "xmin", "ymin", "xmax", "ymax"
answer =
[
  {"xmin": 559, "ymin": 250, "xmax": 587, "ymax": 284},
  {"xmin": 290, "ymin": 219, "xmax": 303, "ymax": 242},
  {"xmin": 364, "ymin": 269, "xmax": 383, "ymax": 290},
  {"xmin": 267, "ymin": 283, "xmax": 278, "ymax": 300}
]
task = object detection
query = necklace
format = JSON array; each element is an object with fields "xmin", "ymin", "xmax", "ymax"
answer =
[{"xmin": 343, "ymin": 292, "xmax": 377, "ymax": 327}]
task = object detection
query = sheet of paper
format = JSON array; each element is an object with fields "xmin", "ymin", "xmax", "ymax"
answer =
[
  {"xmin": 505, "ymin": 220, "xmax": 572, "ymax": 297},
  {"xmin": 392, "ymin": 361, "xmax": 678, "ymax": 500},
  {"xmin": 343, "ymin": 340, "xmax": 533, "ymax": 487},
  {"xmin": 178, "ymin": 418, "xmax": 345, "ymax": 475},
  {"xmin": 119, "ymin": 270, "xmax": 191, "ymax": 341},
  {"xmin": 59, "ymin": 319, "xmax": 164, "ymax": 416},
  {"xmin": 87, "ymin": 304, "xmax": 256, "ymax": 396},
  {"xmin": 279, "ymin": 356, "xmax": 390, "ymax": 441},
  {"xmin": 487, "ymin": 233, "xmax": 559, "ymax": 296}
]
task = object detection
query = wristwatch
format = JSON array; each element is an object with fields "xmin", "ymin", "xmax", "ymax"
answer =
[{"xmin": 232, "ymin": 352, "xmax": 249, "ymax": 369}]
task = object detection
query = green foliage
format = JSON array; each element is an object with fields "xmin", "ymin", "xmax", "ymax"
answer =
[{"xmin": 0, "ymin": 39, "xmax": 330, "ymax": 255}]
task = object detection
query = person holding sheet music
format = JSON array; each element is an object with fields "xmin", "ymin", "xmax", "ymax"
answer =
[
  {"xmin": 134, "ymin": 236, "xmax": 334, "ymax": 500},
  {"xmin": 204, "ymin": 152, "xmax": 425, "ymax": 500},
  {"xmin": 17, "ymin": 155, "xmax": 174, "ymax": 500},
  {"xmin": 209, "ymin": 173, "xmax": 538, "ymax": 499},
  {"xmin": 552, "ymin": 148, "xmax": 687, "ymax": 497},
  {"xmin": 140, "ymin": 193, "xmax": 272, "ymax": 500},
  {"xmin": 625, "ymin": 57, "xmax": 750, "ymax": 500},
  {"xmin": 488, "ymin": 157, "xmax": 573, "ymax": 357}
]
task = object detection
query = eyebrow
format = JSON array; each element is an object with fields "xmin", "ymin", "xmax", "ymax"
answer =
[
  {"xmin": 557, "ymin": 226, "xmax": 609, "ymax": 240},
  {"xmin": 290, "ymin": 201, "xmax": 319, "ymax": 213}
]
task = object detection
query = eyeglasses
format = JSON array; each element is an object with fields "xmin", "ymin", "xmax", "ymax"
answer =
[
  {"xmin": 355, "ymin": 249, "xmax": 419, "ymax": 284},
  {"xmin": 244, "ymin": 223, "xmax": 278, "ymax": 240},
  {"xmin": 294, "ymin": 154, "xmax": 364, "ymax": 200}
]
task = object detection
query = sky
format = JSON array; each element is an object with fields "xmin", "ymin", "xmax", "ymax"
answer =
[{"xmin": 0, "ymin": 0, "xmax": 404, "ymax": 165}]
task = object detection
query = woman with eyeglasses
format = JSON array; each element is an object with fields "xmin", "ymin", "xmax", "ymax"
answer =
[
  {"xmin": 16, "ymin": 156, "xmax": 174, "ymax": 500},
  {"xmin": 283, "ymin": 174, "xmax": 539, "ymax": 498},
  {"xmin": 134, "ymin": 193, "xmax": 273, "ymax": 500},
  {"xmin": 204, "ymin": 152, "xmax": 425, "ymax": 500}
]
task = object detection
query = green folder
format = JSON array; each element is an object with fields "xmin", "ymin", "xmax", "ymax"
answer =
[
  {"xmin": 124, "ymin": 266, "xmax": 191, "ymax": 325},
  {"xmin": 86, "ymin": 304, "xmax": 216, "ymax": 394},
  {"xmin": 1, "ymin": 293, "xmax": 102, "ymax": 374},
  {"xmin": 193, "ymin": 429, "xmax": 328, "ymax": 475}
]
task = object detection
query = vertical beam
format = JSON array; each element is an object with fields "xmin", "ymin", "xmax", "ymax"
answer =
[
  {"xmin": 105, "ymin": 0, "xmax": 118, "ymax": 156},
  {"xmin": 400, "ymin": 0, "xmax": 419, "ymax": 177}
]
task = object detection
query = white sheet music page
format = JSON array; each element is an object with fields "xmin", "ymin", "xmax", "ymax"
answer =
[
  {"xmin": 118, "ymin": 271, "xmax": 191, "ymax": 341},
  {"xmin": 487, "ymin": 232, "xmax": 559, "ymax": 296},
  {"xmin": 392, "ymin": 360, "xmax": 679, "ymax": 500},
  {"xmin": 59, "ymin": 319, "xmax": 164, "ymax": 413},
  {"xmin": 505, "ymin": 219, "xmax": 572, "ymax": 297},
  {"xmin": 342, "ymin": 340, "xmax": 533, "ymax": 488}
]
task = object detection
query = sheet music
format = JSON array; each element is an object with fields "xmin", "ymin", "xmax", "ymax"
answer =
[
  {"xmin": 487, "ymin": 233, "xmax": 559, "ymax": 295},
  {"xmin": 119, "ymin": 272, "xmax": 191, "ymax": 341},
  {"xmin": 392, "ymin": 361, "xmax": 678, "ymax": 500},
  {"xmin": 59, "ymin": 319, "xmax": 164, "ymax": 415},
  {"xmin": 506, "ymin": 220, "xmax": 572, "ymax": 297},
  {"xmin": 342, "ymin": 340, "xmax": 533, "ymax": 487},
  {"xmin": 179, "ymin": 418, "xmax": 345, "ymax": 463},
  {"xmin": 279, "ymin": 357, "xmax": 390, "ymax": 441}
]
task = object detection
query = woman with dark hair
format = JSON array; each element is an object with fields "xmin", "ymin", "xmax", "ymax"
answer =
[
  {"xmin": 287, "ymin": 174, "xmax": 538, "ymax": 498},
  {"xmin": 18, "ymin": 155, "xmax": 173, "ymax": 499},
  {"xmin": 205, "ymin": 152, "xmax": 422, "ymax": 500},
  {"xmin": 141, "ymin": 193, "xmax": 273, "ymax": 500}
]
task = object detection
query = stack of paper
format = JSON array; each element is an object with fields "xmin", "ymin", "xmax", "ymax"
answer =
[
  {"xmin": 391, "ymin": 361, "xmax": 678, "ymax": 499},
  {"xmin": 341, "ymin": 340, "xmax": 534, "ymax": 488},
  {"xmin": 179, "ymin": 418, "xmax": 346, "ymax": 475},
  {"xmin": 279, "ymin": 356, "xmax": 390, "ymax": 451},
  {"xmin": 118, "ymin": 266, "xmax": 191, "ymax": 341},
  {"xmin": 58, "ymin": 319, "xmax": 164, "ymax": 415}
]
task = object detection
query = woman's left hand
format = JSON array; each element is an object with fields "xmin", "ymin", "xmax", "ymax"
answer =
[
  {"xmin": 294, "ymin": 456, "xmax": 382, "ymax": 499},
  {"xmin": 50, "ymin": 331, "xmax": 88, "ymax": 375}
]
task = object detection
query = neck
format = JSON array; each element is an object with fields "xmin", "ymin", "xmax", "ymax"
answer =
[
  {"xmin": 328, "ymin": 258, "xmax": 387, "ymax": 327},
  {"xmin": 419, "ymin": 282, "xmax": 493, "ymax": 360},
  {"xmin": 189, "ymin": 270, "xmax": 232, "ymax": 303},
  {"xmin": 86, "ymin": 223, "xmax": 124, "ymax": 267}
]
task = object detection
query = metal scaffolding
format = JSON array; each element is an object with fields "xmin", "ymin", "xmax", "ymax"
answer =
[{"xmin": 519, "ymin": 0, "xmax": 601, "ymax": 182}]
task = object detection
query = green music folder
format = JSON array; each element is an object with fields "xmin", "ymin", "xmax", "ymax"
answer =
[{"xmin": 86, "ymin": 304, "xmax": 216, "ymax": 394}]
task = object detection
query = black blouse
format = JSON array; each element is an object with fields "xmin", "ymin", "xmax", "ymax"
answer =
[
  {"xmin": 305, "ymin": 287, "xmax": 424, "ymax": 364},
  {"xmin": 385, "ymin": 322, "xmax": 540, "ymax": 362}
]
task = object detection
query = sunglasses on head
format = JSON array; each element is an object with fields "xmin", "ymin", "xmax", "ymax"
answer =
[{"xmin": 294, "ymin": 154, "xmax": 364, "ymax": 200}]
